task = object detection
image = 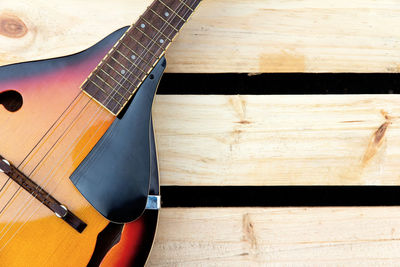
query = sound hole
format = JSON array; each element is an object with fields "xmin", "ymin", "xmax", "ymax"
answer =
[{"xmin": 0, "ymin": 90, "xmax": 23, "ymax": 112}]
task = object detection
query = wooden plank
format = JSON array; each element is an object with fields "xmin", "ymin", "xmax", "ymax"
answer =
[
  {"xmin": 153, "ymin": 95, "xmax": 400, "ymax": 185},
  {"xmin": 148, "ymin": 207, "xmax": 400, "ymax": 266},
  {"xmin": 2, "ymin": 0, "xmax": 400, "ymax": 73}
]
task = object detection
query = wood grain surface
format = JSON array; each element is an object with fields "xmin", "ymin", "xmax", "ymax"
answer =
[
  {"xmin": 2, "ymin": 0, "xmax": 400, "ymax": 72},
  {"xmin": 1, "ymin": 1, "xmax": 398, "ymax": 265},
  {"xmin": 154, "ymin": 95, "xmax": 400, "ymax": 185},
  {"xmin": 148, "ymin": 207, "xmax": 400, "ymax": 266}
]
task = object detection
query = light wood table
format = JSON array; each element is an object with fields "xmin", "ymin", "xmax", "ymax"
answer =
[{"xmin": 1, "ymin": 0, "xmax": 399, "ymax": 265}]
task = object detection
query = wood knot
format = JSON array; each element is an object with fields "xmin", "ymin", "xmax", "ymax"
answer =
[
  {"xmin": 242, "ymin": 213, "xmax": 257, "ymax": 249},
  {"xmin": 0, "ymin": 14, "xmax": 28, "ymax": 38},
  {"xmin": 362, "ymin": 110, "xmax": 393, "ymax": 166}
]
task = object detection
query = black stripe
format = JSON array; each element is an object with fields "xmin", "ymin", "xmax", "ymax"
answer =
[
  {"xmin": 160, "ymin": 186, "xmax": 400, "ymax": 207},
  {"xmin": 158, "ymin": 73, "xmax": 400, "ymax": 94},
  {"xmin": 158, "ymin": 74, "xmax": 400, "ymax": 208}
]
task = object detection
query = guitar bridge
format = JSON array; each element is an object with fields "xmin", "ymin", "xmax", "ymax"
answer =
[{"xmin": 0, "ymin": 155, "xmax": 87, "ymax": 233}]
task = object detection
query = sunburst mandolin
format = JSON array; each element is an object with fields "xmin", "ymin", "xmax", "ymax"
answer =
[{"xmin": 0, "ymin": 0, "xmax": 201, "ymax": 265}]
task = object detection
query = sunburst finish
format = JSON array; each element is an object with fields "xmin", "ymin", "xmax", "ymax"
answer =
[
  {"xmin": 0, "ymin": 29, "xmax": 119, "ymax": 266},
  {"xmin": 0, "ymin": 0, "xmax": 203, "ymax": 264}
]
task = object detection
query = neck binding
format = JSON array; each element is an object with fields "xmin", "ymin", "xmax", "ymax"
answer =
[{"xmin": 81, "ymin": 0, "xmax": 201, "ymax": 115}]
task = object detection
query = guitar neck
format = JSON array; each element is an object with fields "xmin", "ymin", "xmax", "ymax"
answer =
[{"xmin": 82, "ymin": 0, "xmax": 201, "ymax": 115}]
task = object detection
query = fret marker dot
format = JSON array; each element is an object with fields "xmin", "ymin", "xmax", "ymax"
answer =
[
  {"xmin": 121, "ymin": 69, "xmax": 126, "ymax": 75},
  {"xmin": 131, "ymin": 55, "xmax": 136, "ymax": 60},
  {"xmin": 141, "ymin": 23, "xmax": 145, "ymax": 28},
  {"xmin": 159, "ymin": 39, "xmax": 164, "ymax": 44},
  {"xmin": 165, "ymin": 12, "xmax": 170, "ymax": 17}
]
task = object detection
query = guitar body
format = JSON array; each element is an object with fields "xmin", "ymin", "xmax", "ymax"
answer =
[{"xmin": 0, "ymin": 27, "xmax": 161, "ymax": 266}]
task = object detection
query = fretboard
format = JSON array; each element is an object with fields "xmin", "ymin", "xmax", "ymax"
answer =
[{"xmin": 81, "ymin": 0, "xmax": 201, "ymax": 115}]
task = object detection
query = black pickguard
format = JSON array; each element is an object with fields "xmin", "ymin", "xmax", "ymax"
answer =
[{"xmin": 70, "ymin": 49, "xmax": 165, "ymax": 223}]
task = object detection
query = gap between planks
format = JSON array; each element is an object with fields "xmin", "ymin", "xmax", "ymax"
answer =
[
  {"xmin": 153, "ymin": 94, "xmax": 400, "ymax": 186},
  {"xmin": 2, "ymin": 0, "xmax": 400, "ymax": 72},
  {"xmin": 147, "ymin": 207, "xmax": 400, "ymax": 266}
]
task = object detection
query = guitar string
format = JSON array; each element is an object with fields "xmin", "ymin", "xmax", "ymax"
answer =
[
  {"xmin": 0, "ymin": 0, "xmax": 181, "ymax": 216},
  {"xmin": 0, "ymin": 96, "xmax": 97, "ymax": 242},
  {"xmin": 0, "ymin": 0, "xmax": 182, "ymax": 200},
  {"xmin": 0, "ymin": 101, "xmax": 110, "ymax": 251},
  {"xmin": 0, "ymin": 92, "xmax": 86, "ymax": 211},
  {"xmin": 0, "ymin": 107, "xmax": 32, "ymax": 194},
  {"xmin": 18, "ymin": 0, "xmax": 192, "ymax": 197},
  {"xmin": 18, "ymin": 0, "xmax": 198, "ymax": 189},
  {"xmin": 0, "ymin": 93, "xmax": 91, "ymax": 216},
  {"xmin": 0, "ymin": 92, "xmax": 83, "ymax": 199},
  {"xmin": 0, "ymin": 94, "xmax": 89, "ymax": 207},
  {"xmin": 0, "ymin": 0, "xmax": 193, "ymax": 226},
  {"xmin": 0, "ymin": 0, "xmax": 195, "ymax": 246},
  {"xmin": 1, "ymin": 0, "xmax": 199, "ymax": 244},
  {"xmin": 0, "ymin": 0, "xmax": 196, "ymax": 247}
]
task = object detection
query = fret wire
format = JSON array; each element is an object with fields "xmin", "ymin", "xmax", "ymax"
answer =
[
  {"xmin": 86, "ymin": 78, "xmax": 111, "ymax": 100},
  {"xmin": 142, "ymin": 12, "xmax": 176, "ymax": 40},
  {"xmin": 158, "ymin": 0, "xmax": 187, "ymax": 22},
  {"xmin": 122, "ymin": 0, "xmax": 192, "ymax": 87},
  {"xmin": 88, "ymin": 79, "xmax": 123, "ymax": 106},
  {"xmin": 88, "ymin": 87, "xmax": 120, "ymax": 115},
  {"xmin": 126, "ymin": 34, "xmax": 158, "ymax": 58},
  {"xmin": 101, "ymin": 64, "xmax": 135, "ymax": 88},
  {"xmin": 107, "ymin": 1, "xmax": 188, "ymax": 106},
  {"xmin": 115, "ymin": 48, "xmax": 153, "ymax": 72},
  {"xmin": 104, "ymin": 93, "xmax": 120, "ymax": 115},
  {"xmin": 123, "ymin": 0, "xmax": 192, "ymax": 79},
  {"xmin": 177, "ymin": 0, "xmax": 194, "ymax": 11},
  {"xmin": 134, "ymin": 26, "xmax": 166, "ymax": 50},
  {"xmin": 98, "ymin": 69, "xmax": 132, "ymax": 96},
  {"xmin": 94, "ymin": 74, "xmax": 128, "ymax": 100},
  {"xmin": 108, "ymin": 57, "xmax": 148, "ymax": 88},
  {"xmin": 119, "ymin": 42, "xmax": 153, "ymax": 67},
  {"xmin": 83, "ymin": 0, "xmax": 200, "ymax": 116},
  {"xmin": 149, "ymin": 8, "xmax": 179, "ymax": 32},
  {"xmin": 141, "ymin": 8, "xmax": 186, "ymax": 46},
  {"xmin": 141, "ymin": 17, "xmax": 172, "ymax": 41},
  {"xmin": 84, "ymin": 86, "xmax": 119, "ymax": 115},
  {"xmin": 105, "ymin": 61, "xmax": 141, "ymax": 84},
  {"xmin": 188, "ymin": 0, "xmax": 201, "ymax": 9},
  {"xmin": 110, "ymin": 55, "xmax": 148, "ymax": 77}
]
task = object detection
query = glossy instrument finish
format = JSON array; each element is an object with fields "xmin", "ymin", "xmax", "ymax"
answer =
[
  {"xmin": 80, "ymin": 0, "xmax": 202, "ymax": 116},
  {"xmin": 71, "ymin": 58, "xmax": 165, "ymax": 223},
  {"xmin": 98, "ymin": 120, "xmax": 160, "ymax": 266},
  {"xmin": 0, "ymin": 27, "xmax": 159, "ymax": 265},
  {"xmin": 99, "ymin": 210, "xmax": 159, "ymax": 267},
  {"xmin": 0, "ymin": 0, "xmax": 204, "ymax": 263}
]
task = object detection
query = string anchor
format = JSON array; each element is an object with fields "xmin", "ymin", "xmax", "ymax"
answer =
[
  {"xmin": 0, "ymin": 154, "xmax": 87, "ymax": 233},
  {"xmin": 54, "ymin": 204, "xmax": 68, "ymax": 218},
  {"xmin": 0, "ymin": 158, "xmax": 10, "ymax": 173}
]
